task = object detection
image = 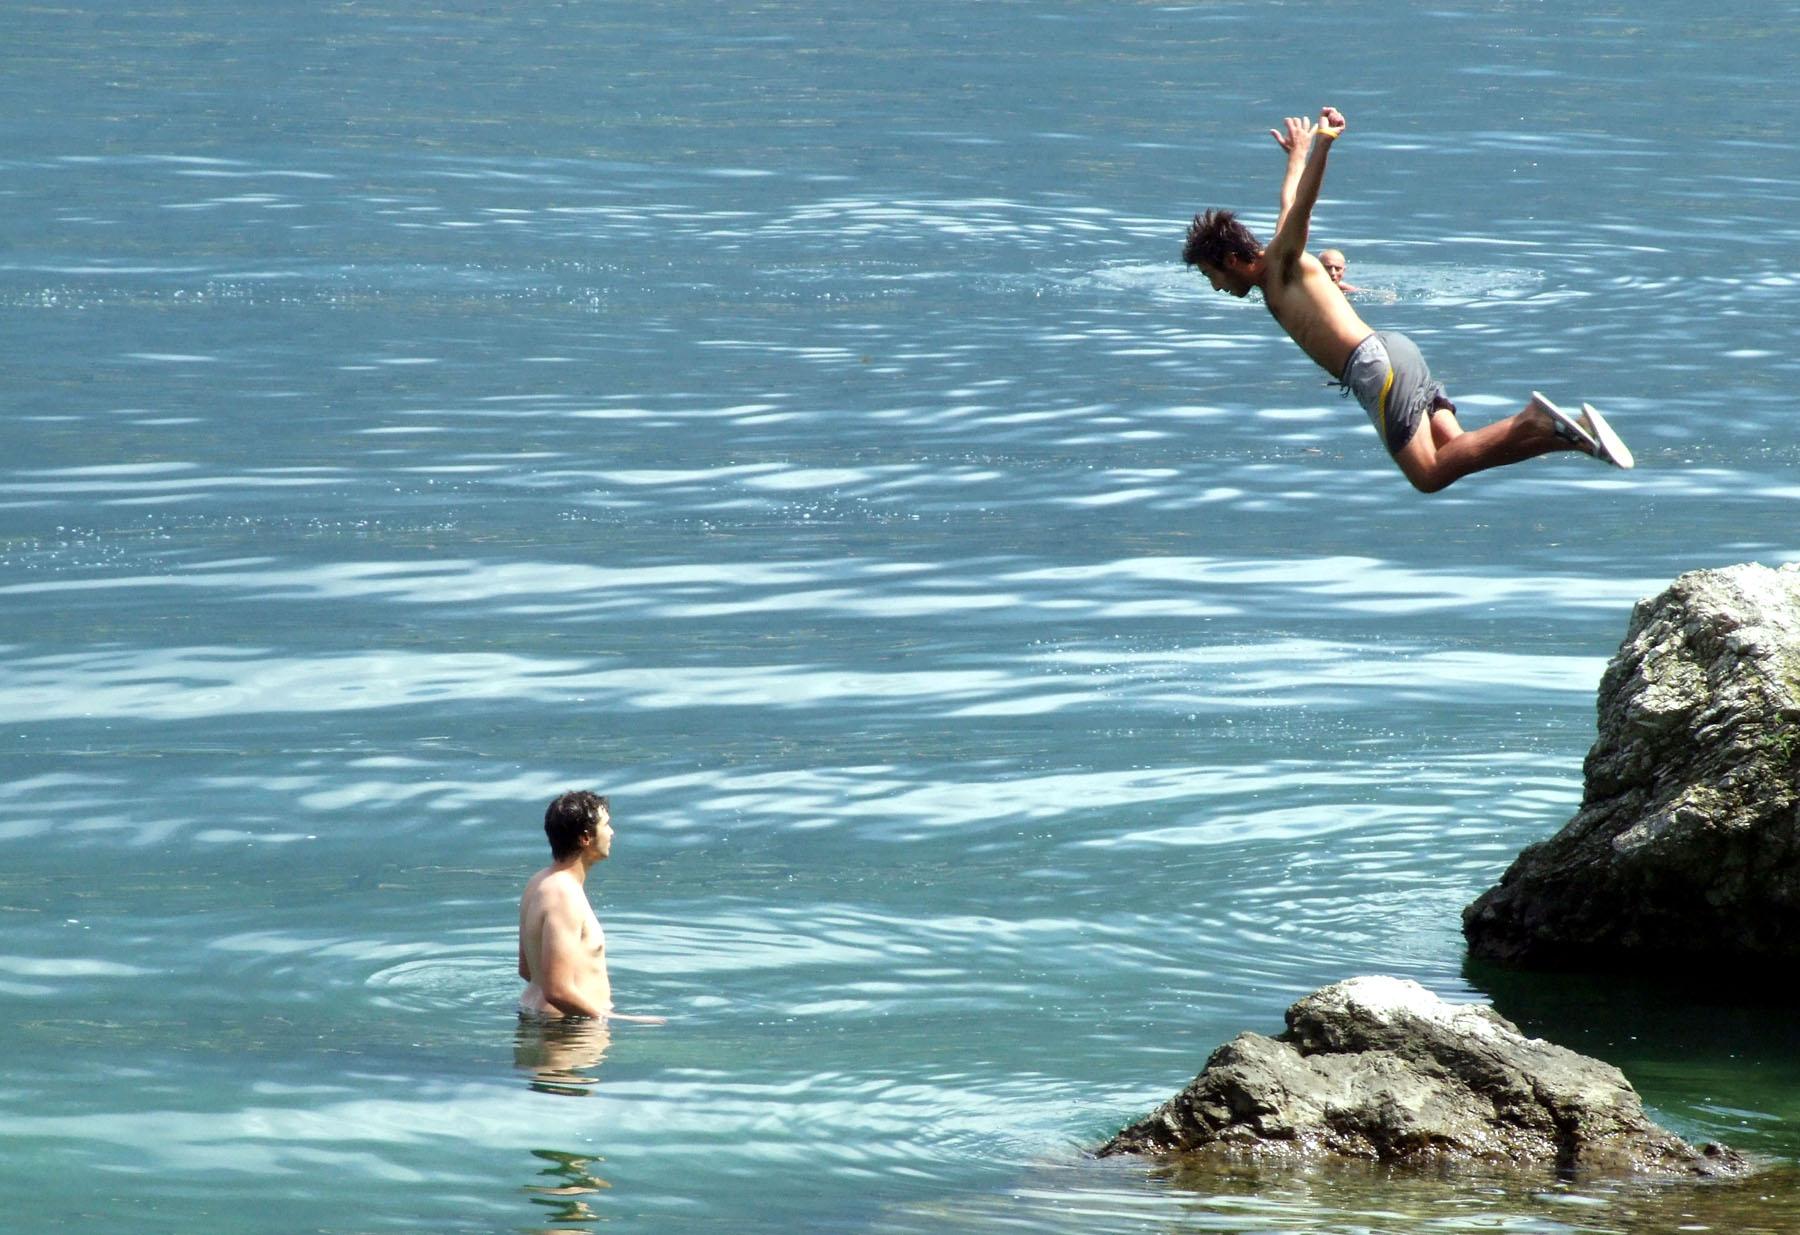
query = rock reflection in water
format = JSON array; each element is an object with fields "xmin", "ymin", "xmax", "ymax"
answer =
[
  {"xmin": 875, "ymin": 1159, "xmax": 1800, "ymax": 1235},
  {"xmin": 1148, "ymin": 1158, "xmax": 1800, "ymax": 1235}
]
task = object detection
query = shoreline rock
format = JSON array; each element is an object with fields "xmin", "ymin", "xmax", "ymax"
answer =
[
  {"xmin": 1464, "ymin": 562, "xmax": 1800, "ymax": 971},
  {"xmin": 1097, "ymin": 976, "xmax": 1743, "ymax": 1177}
]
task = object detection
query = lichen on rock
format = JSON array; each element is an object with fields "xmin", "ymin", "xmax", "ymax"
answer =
[{"xmin": 1463, "ymin": 562, "xmax": 1800, "ymax": 971}]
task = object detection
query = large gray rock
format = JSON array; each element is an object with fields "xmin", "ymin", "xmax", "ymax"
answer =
[
  {"xmin": 1464, "ymin": 563, "xmax": 1800, "ymax": 969},
  {"xmin": 1098, "ymin": 976, "xmax": 1741, "ymax": 1176}
]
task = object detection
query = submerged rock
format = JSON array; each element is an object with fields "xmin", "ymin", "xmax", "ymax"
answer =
[
  {"xmin": 1098, "ymin": 976, "xmax": 1741, "ymax": 1176},
  {"xmin": 1464, "ymin": 562, "xmax": 1800, "ymax": 971}
]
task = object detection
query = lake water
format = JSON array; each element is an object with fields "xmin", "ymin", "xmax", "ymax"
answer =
[{"xmin": 6, "ymin": 2, "xmax": 1800, "ymax": 1231}]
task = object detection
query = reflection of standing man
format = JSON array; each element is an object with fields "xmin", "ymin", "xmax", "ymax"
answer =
[
  {"xmin": 515, "ymin": 1016, "xmax": 611, "ymax": 1096},
  {"xmin": 519, "ymin": 790, "xmax": 660, "ymax": 1022},
  {"xmin": 1318, "ymin": 248, "xmax": 1361, "ymax": 293}
]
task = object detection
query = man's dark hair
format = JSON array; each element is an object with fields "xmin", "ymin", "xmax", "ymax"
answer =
[
  {"xmin": 544, "ymin": 790, "xmax": 609, "ymax": 860},
  {"xmin": 1183, "ymin": 209, "xmax": 1261, "ymax": 269}
]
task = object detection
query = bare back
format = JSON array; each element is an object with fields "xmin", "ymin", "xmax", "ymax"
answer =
[
  {"xmin": 1262, "ymin": 250, "xmax": 1374, "ymax": 379},
  {"xmin": 518, "ymin": 865, "xmax": 611, "ymax": 1018}
]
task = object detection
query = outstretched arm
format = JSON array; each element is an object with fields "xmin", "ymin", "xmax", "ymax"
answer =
[{"xmin": 1266, "ymin": 106, "xmax": 1347, "ymax": 271}]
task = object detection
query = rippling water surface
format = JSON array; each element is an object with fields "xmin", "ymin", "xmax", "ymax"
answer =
[{"xmin": 6, "ymin": 3, "xmax": 1800, "ymax": 1231}]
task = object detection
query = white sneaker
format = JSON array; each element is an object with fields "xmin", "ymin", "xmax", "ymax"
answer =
[
  {"xmin": 1579, "ymin": 403, "xmax": 1635, "ymax": 470},
  {"xmin": 1529, "ymin": 391, "xmax": 1598, "ymax": 454}
]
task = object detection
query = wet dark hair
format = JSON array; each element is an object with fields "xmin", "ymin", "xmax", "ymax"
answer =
[
  {"xmin": 1183, "ymin": 209, "xmax": 1261, "ymax": 269},
  {"xmin": 544, "ymin": 790, "xmax": 609, "ymax": 860}
]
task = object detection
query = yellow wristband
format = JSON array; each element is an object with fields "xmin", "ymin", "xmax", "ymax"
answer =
[{"xmin": 1317, "ymin": 126, "xmax": 1341, "ymax": 139}]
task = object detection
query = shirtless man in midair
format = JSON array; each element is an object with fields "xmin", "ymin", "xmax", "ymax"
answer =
[{"xmin": 1183, "ymin": 105, "xmax": 1632, "ymax": 492}]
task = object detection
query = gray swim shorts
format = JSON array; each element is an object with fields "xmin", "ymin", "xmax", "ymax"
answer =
[{"xmin": 1338, "ymin": 331, "xmax": 1452, "ymax": 457}]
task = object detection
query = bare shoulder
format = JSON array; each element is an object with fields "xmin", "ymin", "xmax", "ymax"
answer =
[
  {"xmin": 1287, "ymin": 248, "xmax": 1328, "ymax": 282},
  {"xmin": 1262, "ymin": 253, "xmax": 1323, "ymax": 316},
  {"xmin": 1259, "ymin": 245, "xmax": 1312, "ymax": 298},
  {"xmin": 520, "ymin": 865, "xmax": 552, "ymax": 902},
  {"xmin": 522, "ymin": 866, "xmax": 581, "ymax": 914}
]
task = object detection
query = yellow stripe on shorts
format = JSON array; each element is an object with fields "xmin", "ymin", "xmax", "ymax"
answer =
[{"xmin": 1377, "ymin": 366, "xmax": 1396, "ymax": 448}]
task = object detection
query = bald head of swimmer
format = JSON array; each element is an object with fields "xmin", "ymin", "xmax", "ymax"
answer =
[{"xmin": 1319, "ymin": 249, "xmax": 1349, "ymax": 286}]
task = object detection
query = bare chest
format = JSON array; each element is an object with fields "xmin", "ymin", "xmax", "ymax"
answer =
[
  {"xmin": 577, "ymin": 902, "xmax": 606, "ymax": 957},
  {"xmin": 1264, "ymin": 273, "xmax": 1370, "ymax": 377}
]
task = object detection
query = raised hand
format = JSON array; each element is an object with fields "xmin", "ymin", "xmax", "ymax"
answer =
[
  {"xmin": 1318, "ymin": 105, "xmax": 1346, "ymax": 136},
  {"xmin": 1269, "ymin": 114, "xmax": 1316, "ymax": 154}
]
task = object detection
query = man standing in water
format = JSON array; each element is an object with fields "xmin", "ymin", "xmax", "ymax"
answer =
[
  {"xmin": 519, "ymin": 790, "xmax": 658, "ymax": 1021},
  {"xmin": 1184, "ymin": 106, "xmax": 1632, "ymax": 492}
]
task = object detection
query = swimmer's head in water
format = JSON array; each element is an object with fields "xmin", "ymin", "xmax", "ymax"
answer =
[
  {"xmin": 545, "ymin": 790, "xmax": 611, "ymax": 860},
  {"xmin": 1319, "ymin": 249, "xmax": 1348, "ymax": 284}
]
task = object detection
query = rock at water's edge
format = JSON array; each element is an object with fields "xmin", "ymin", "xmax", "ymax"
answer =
[
  {"xmin": 1463, "ymin": 562, "xmax": 1800, "ymax": 971},
  {"xmin": 1098, "ymin": 976, "xmax": 1742, "ymax": 1177}
]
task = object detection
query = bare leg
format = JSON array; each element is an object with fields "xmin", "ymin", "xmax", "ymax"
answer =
[
  {"xmin": 1392, "ymin": 395, "xmax": 1585, "ymax": 494},
  {"xmin": 1428, "ymin": 406, "xmax": 1462, "ymax": 450}
]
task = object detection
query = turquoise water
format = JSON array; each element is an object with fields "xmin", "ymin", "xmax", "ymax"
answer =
[{"xmin": 6, "ymin": 2, "xmax": 1800, "ymax": 1231}]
